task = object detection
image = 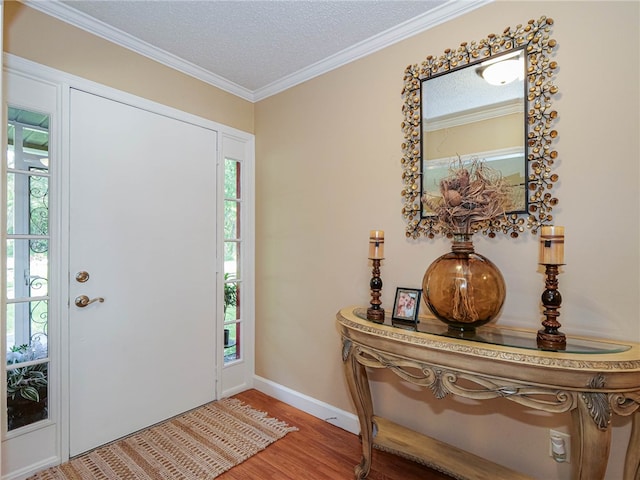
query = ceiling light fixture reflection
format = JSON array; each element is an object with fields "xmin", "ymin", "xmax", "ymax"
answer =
[{"xmin": 476, "ymin": 52, "xmax": 525, "ymax": 86}]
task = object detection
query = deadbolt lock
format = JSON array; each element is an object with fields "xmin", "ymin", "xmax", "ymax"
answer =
[{"xmin": 75, "ymin": 271, "xmax": 90, "ymax": 283}]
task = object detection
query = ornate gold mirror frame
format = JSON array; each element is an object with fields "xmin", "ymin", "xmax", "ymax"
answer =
[{"xmin": 401, "ymin": 16, "xmax": 558, "ymax": 239}]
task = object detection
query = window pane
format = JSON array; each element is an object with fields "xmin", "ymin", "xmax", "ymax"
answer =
[
  {"xmin": 6, "ymin": 239, "xmax": 49, "ymax": 299},
  {"xmin": 8, "ymin": 107, "xmax": 50, "ymax": 154},
  {"xmin": 6, "ymin": 172, "xmax": 49, "ymax": 236},
  {"xmin": 224, "ymin": 323, "xmax": 240, "ymax": 363},
  {"xmin": 224, "ymin": 281, "xmax": 240, "ymax": 322},
  {"xmin": 6, "ymin": 301, "xmax": 49, "ymax": 357},
  {"xmin": 7, "ymin": 125, "xmax": 15, "ymax": 168},
  {"xmin": 6, "ymin": 336, "xmax": 48, "ymax": 365},
  {"xmin": 224, "ymin": 158, "xmax": 240, "ymax": 198},
  {"xmin": 7, "ymin": 172, "xmax": 14, "ymax": 233},
  {"xmin": 224, "ymin": 241, "xmax": 240, "ymax": 281},
  {"xmin": 6, "ymin": 303, "xmax": 16, "ymax": 350},
  {"xmin": 30, "ymin": 300, "xmax": 49, "ymax": 347},
  {"xmin": 224, "ymin": 200, "xmax": 237, "ymax": 239},
  {"xmin": 29, "ymin": 173, "xmax": 49, "ymax": 236},
  {"xmin": 7, "ymin": 361, "xmax": 48, "ymax": 431}
]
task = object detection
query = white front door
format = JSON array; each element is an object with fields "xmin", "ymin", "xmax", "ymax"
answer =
[{"xmin": 68, "ymin": 89, "xmax": 218, "ymax": 456}]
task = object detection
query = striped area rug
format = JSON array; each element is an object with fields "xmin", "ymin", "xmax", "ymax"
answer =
[{"xmin": 29, "ymin": 398, "xmax": 298, "ymax": 479}]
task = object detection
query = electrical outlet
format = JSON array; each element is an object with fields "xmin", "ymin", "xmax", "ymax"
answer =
[{"xmin": 549, "ymin": 430, "xmax": 571, "ymax": 463}]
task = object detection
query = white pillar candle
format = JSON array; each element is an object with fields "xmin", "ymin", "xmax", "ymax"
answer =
[
  {"xmin": 369, "ymin": 230, "xmax": 384, "ymax": 259},
  {"xmin": 539, "ymin": 226, "xmax": 565, "ymax": 264}
]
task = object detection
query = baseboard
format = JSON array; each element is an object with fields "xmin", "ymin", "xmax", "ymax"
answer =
[
  {"xmin": 253, "ymin": 375, "xmax": 360, "ymax": 435},
  {"xmin": 220, "ymin": 382, "xmax": 252, "ymax": 399},
  {"xmin": 1, "ymin": 456, "xmax": 59, "ymax": 480}
]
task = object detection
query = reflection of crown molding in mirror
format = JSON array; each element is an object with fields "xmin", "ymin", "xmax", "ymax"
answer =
[
  {"xmin": 427, "ymin": 146, "xmax": 524, "ymax": 170},
  {"xmin": 425, "ymin": 99, "xmax": 524, "ymax": 132},
  {"xmin": 401, "ymin": 16, "xmax": 558, "ymax": 239}
]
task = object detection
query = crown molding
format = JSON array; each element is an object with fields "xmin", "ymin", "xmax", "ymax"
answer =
[{"xmin": 23, "ymin": 0, "xmax": 492, "ymax": 103}]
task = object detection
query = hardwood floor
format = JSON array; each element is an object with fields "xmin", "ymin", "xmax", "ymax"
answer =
[{"xmin": 219, "ymin": 389, "xmax": 454, "ymax": 480}]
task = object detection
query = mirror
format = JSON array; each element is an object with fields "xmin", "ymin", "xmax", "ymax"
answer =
[
  {"xmin": 401, "ymin": 16, "xmax": 558, "ymax": 239},
  {"xmin": 423, "ymin": 49, "xmax": 526, "ymax": 215}
]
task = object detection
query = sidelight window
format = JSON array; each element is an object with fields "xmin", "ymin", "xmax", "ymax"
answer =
[
  {"xmin": 5, "ymin": 108, "xmax": 51, "ymax": 431},
  {"xmin": 223, "ymin": 158, "xmax": 242, "ymax": 364}
]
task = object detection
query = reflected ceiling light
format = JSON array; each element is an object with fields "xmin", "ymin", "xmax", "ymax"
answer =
[{"xmin": 476, "ymin": 53, "xmax": 524, "ymax": 86}]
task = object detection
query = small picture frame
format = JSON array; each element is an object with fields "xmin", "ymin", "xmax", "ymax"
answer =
[{"xmin": 392, "ymin": 287, "xmax": 421, "ymax": 325}]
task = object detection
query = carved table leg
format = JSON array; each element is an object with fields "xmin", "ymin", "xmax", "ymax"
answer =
[
  {"xmin": 571, "ymin": 393, "xmax": 611, "ymax": 480},
  {"xmin": 623, "ymin": 410, "xmax": 640, "ymax": 480},
  {"xmin": 343, "ymin": 340, "xmax": 375, "ymax": 479}
]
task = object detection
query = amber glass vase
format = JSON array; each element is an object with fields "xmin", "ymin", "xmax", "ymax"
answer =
[{"xmin": 422, "ymin": 234, "xmax": 506, "ymax": 332}]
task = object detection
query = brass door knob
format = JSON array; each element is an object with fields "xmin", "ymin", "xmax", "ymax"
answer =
[{"xmin": 75, "ymin": 295, "xmax": 105, "ymax": 308}]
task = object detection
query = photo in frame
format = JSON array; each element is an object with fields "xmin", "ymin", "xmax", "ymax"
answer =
[{"xmin": 392, "ymin": 287, "xmax": 421, "ymax": 326}]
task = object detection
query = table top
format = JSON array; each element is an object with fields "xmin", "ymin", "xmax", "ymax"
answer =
[
  {"xmin": 338, "ymin": 306, "xmax": 640, "ymax": 386},
  {"xmin": 349, "ymin": 307, "xmax": 629, "ymax": 354}
]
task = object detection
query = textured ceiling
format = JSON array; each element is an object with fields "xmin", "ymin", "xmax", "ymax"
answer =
[{"xmin": 28, "ymin": 0, "xmax": 491, "ymax": 101}]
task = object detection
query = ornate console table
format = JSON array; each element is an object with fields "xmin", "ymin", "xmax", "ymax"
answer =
[{"xmin": 337, "ymin": 306, "xmax": 640, "ymax": 480}]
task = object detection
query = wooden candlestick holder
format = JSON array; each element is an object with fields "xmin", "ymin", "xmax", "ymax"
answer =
[
  {"xmin": 366, "ymin": 258, "xmax": 385, "ymax": 323},
  {"xmin": 537, "ymin": 264, "xmax": 566, "ymax": 350}
]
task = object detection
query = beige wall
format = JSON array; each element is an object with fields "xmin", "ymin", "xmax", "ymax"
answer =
[
  {"xmin": 3, "ymin": 1, "xmax": 254, "ymax": 133},
  {"xmin": 255, "ymin": 2, "xmax": 639, "ymax": 478}
]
